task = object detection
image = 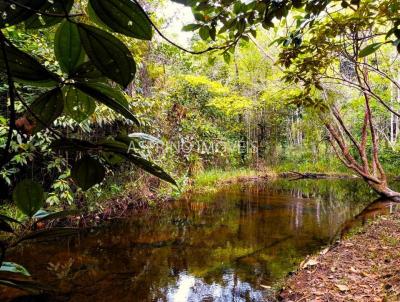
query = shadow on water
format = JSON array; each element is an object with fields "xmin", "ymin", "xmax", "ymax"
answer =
[{"xmin": 2, "ymin": 179, "xmax": 399, "ymax": 302}]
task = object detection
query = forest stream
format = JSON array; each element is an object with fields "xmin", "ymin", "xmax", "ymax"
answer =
[{"xmin": 3, "ymin": 179, "xmax": 400, "ymax": 302}]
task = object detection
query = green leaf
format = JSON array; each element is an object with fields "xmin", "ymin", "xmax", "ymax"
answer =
[
  {"xmin": 71, "ymin": 155, "xmax": 106, "ymax": 190},
  {"xmin": 70, "ymin": 61, "xmax": 105, "ymax": 82},
  {"xmin": 358, "ymin": 42, "xmax": 384, "ymax": 58},
  {"xmin": 74, "ymin": 82, "xmax": 139, "ymax": 125},
  {"xmin": 34, "ymin": 210, "xmax": 79, "ymax": 223},
  {"xmin": 89, "ymin": 0, "xmax": 152, "ymax": 40},
  {"xmin": 12, "ymin": 180, "xmax": 45, "ymax": 217},
  {"xmin": 223, "ymin": 52, "xmax": 231, "ymax": 64},
  {"xmin": 51, "ymin": 138, "xmax": 98, "ymax": 152},
  {"xmin": 199, "ymin": 26, "xmax": 210, "ymax": 40},
  {"xmin": 28, "ymin": 88, "xmax": 64, "ymax": 133},
  {"xmin": 0, "ymin": 262, "xmax": 30, "ymax": 276},
  {"xmin": 0, "ymin": 0, "xmax": 47, "ymax": 28},
  {"xmin": 0, "ymin": 40, "xmax": 59, "ymax": 84},
  {"xmin": 182, "ymin": 24, "xmax": 201, "ymax": 31},
  {"xmin": 55, "ymin": 21, "xmax": 85, "ymax": 74},
  {"xmin": 63, "ymin": 85, "xmax": 96, "ymax": 122},
  {"xmin": 77, "ymin": 23, "xmax": 136, "ymax": 87},
  {"xmin": 25, "ymin": 0, "xmax": 74, "ymax": 29}
]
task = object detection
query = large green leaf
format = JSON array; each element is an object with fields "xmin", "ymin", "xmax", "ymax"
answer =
[
  {"xmin": 0, "ymin": 262, "xmax": 30, "ymax": 276},
  {"xmin": 51, "ymin": 138, "xmax": 98, "ymax": 152},
  {"xmin": 33, "ymin": 209, "xmax": 79, "ymax": 223},
  {"xmin": 359, "ymin": 42, "xmax": 384, "ymax": 58},
  {"xmin": 28, "ymin": 88, "xmax": 64, "ymax": 132},
  {"xmin": 89, "ymin": 0, "xmax": 152, "ymax": 40},
  {"xmin": 98, "ymin": 141, "xmax": 177, "ymax": 186},
  {"xmin": 0, "ymin": 0, "xmax": 46, "ymax": 28},
  {"xmin": 25, "ymin": 0, "xmax": 74, "ymax": 29},
  {"xmin": 0, "ymin": 41, "xmax": 59, "ymax": 84},
  {"xmin": 71, "ymin": 155, "xmax": 106, "ymax": 190},
  {"xmin": 70, "ymin": 61, "xmax": 105, "ymax": 82},
  {"xmin": 55, "ymin": 21, "xmax": 85, "ymax": 73},
  {"xmin": 63, "ymin": 85, "xmax": 96, "ymax": 122},
  {"xmin": 74, "ymin": 82, "xmax": 139, "ymax": 125},
  {"xmin": 12, "ymin": 179, "xmax": 45, "ymax": 217},
  {"xmin": 77, "ymin": 23, "xmax": 136, "ymax": 87}
]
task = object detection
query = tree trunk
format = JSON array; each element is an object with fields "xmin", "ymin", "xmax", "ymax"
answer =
[{"xmin": 366, "ymin": 180, "xmax": 400, "ymax": 201}]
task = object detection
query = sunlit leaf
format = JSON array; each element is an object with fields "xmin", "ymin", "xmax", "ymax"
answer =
[
  {"xmin": 358, "ymin": 42, "xmax": 384, "ymax": 58},
  {"xmin": 0, "ymin": 262, "xmax": 30, "ymax": 276}
]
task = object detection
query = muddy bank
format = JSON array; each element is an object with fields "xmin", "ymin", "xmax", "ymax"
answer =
[{"xmin": 279, "ymin": 212, "xmax": 400, "ymax": 302}]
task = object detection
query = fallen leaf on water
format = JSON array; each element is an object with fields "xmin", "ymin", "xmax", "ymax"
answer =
[{"xmin": 336, "ymin": 284, "xmax": 349, "ymax": 292}]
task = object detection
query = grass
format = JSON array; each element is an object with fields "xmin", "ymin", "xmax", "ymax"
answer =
[{"xmin": 187, "ymin": 168, "xmax": 260, "ymax": 193}]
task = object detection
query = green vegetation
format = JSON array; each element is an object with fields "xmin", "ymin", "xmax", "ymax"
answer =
[{"xmin": 0, "ymin": 0, "xmax": 400, "ymax": 297}]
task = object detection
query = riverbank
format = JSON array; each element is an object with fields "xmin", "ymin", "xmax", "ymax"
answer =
[{"xmin": 279, "ymin": 213, "xmax": 400, "ymax": 302}]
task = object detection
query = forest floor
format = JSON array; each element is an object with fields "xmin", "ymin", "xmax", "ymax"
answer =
[{"xmin": 279, "ymin": 213, "xmax": 400, "ymax": 302}]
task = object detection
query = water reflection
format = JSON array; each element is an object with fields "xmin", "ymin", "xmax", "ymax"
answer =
[{"xmin": 1, "ymin": 179, "xmax": 394, "ymax": 302}]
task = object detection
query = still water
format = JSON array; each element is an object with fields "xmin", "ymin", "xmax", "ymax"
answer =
[{"xmin": 3, "ymin": 179, "xmax": 399, "ymax": 301}]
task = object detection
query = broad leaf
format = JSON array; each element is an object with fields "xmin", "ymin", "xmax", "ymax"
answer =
[
  {"xmin": 70, "ymin": 61, "xmax": 105, "ymax": 82},
  {"xmin": 89, "ymin": 0, "xmax": 152, "ymax": 40},
  {"xmin": 12, "ymin": 180, "xmax": 45, "ymax": 217},
  {"xmin": 51, "ymin": 138, "xmax": 98, "ymax": 152},
  {"xmin": 0, "ymin": 0, "xmax": 46, "ymax": 28},
  {"xmin": 78, "ymin": 23, "xmax": 136, "ymax": 87},
  {"xmin": 359, "ymin": 42, "xmax": 384, "ymax": 58},
  {"xmin": 0, "ymin": 41, "xmax": 59, "ymax": 84},
  {"xmin": 71, "ymin": 155, "xmax": 106, "ymax": 190},
  {"xmin": 28, "ymin": 88, "xmax": 64, "ymax": 133},
  {"xmin": 25, "ymin": 0, "xmax": 74, "ymax": 29},
  {"xmin": 34, "ymin": 210, "xmax": 79, "ymax": 223},
  {"xmin": 63, "ymin": 85, "xmax": 96, "ymax": 122},
  {"xmin": 55, "ymin": 21, "xmax": 85, "ymax": 73},
  {"xmin": 74, "ymin": 82, "xmax": 139, "ymax": 125},
  {"xmin": 0, "ymin": 262, "xmax": 30, "ymax": 276}
]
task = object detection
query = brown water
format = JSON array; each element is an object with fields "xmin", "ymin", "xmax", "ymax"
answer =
[{"xmin": 3, "ymin": 179, "xmax": 399, "ymax": 302}]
